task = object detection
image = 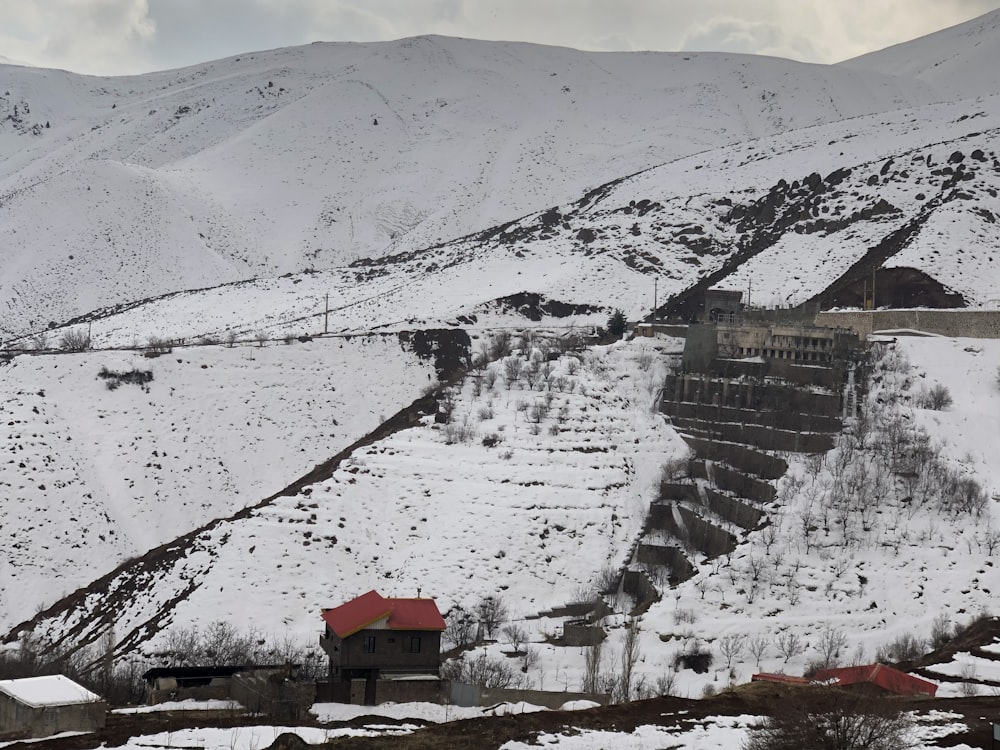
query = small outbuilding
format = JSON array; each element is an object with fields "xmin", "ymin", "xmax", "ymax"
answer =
[{"xmin": 0, "ymin": 675, "xmax": 106, "ymax": 739}]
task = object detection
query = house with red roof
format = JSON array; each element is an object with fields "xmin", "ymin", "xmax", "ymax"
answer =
[{"xmin": 320, "ymin": 590, "xmax": 446, "ymax": 689}]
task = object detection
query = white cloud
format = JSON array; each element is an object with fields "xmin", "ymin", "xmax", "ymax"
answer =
[
  {"xmin": 0, "ymin": 0, "xmax": 996, "ymax": 75},
  {"xmin": 0, "ymin": 0, "xmax": 155, "ymax": 75}
]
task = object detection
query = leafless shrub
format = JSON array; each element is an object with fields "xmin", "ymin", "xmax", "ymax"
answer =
[
  {"xmin": 30, "ymin": 331, "xmax": 48, "ymax": 350},
  {"xmin": 487, "ymin": 331, "xmax": 513, "ymax": 360},
  {"xmin": 875, "ymin": 632, "xmax": 926, "ymax": 664},
  {"xmin": 929, "ymin": 614, "xmax": 953, "ymax": 650},
  {"xmin": 59, "ymin": 328, "xmax": 91, "ymax": 351},
  {"xmin": 255, "ymin": 330, "xmax": 270, "ymax": 347},
  {"xmin": 915, "ymin": 383, "xmax": 953, "ymax": 410},
  {"xmin": 742, "ymin": 689, "xmax": 913, "ymax": 750},
  {"xmin": 147, "ymin": 335, "xmax": 172, "ymax": 354},
  {"xmin": 503, "ymin": 357, "xmax": 523, "ymax": 388},
  {"xmin": 458, "ymin": 653, "xmax": 516, "ymax": 688}
]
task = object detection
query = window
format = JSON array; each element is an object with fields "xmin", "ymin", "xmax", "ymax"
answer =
[
  {"xmin": 363, "ymin": 636, "xmax": 376, "ymax": 654},
  {"xmin": 404, "ymin": 636, "xmax": 421, "ymax": 654}
]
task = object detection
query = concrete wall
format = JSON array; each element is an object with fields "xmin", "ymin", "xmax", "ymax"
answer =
[
  {"xmin": 705, "ymin": 489, "xmax": 765, "ymax": 530},
  {"xmin": 680, "ymin": 435, "xmax": 788, "ymax": 479},
  {"xmin": 663, "ymin": 374, "xmax": 842, "ymax": 416},
  {"xmin": 678, "ymin": 420, "xmax": 836, "ymax": 453},
  {"xmin": 0, "ymin": 695, "xmax": 106, "ymax": 739},
  {"xmin": 563, "ymin": 622, "xmax": 607, "ymax": 647},
  {"xmin": 231, "ymin": 673, "xmax": 315, "ymax": 721},
  {"xmin": 635, "ymin": 543, "xmax": 697, "ymax": 583},
  {"xmin": 816, "ymin": 309, "xmax": 1000, "ymax": 338},
  {"xmin": 661, "ymin": 399, "xmax": 843, "ymax": 434},
  {"xmin": 694, "ymin": 461, "xmax": 776, "ymax": 504},
  {"xmin": 450, "ymin": 684, "xmax": 610, "ymax": 709},
  {"xmin": 646, "ymin": 503, "xmax": 736, "ymax": 558}
]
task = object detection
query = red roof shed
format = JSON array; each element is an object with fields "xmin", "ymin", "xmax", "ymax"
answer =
[
  {"xmin": 813, "ymin": 664, "xmax": 937, "ymax": 697},
  {"xmin": 322, "ymin": 590, "xmax": 446, "ymax": 638}
]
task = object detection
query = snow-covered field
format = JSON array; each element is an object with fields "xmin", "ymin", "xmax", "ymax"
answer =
[{"xmin": 0, "ymin": 335, "xmax": 436, "ymax": 630}]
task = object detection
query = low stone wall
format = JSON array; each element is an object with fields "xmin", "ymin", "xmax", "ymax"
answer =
[
  {"xmin": 563, "ymin": 622, "xmax": 607, "ymax": 647},
  {"xmin": 816, "ymin": 309, "xmax": 1000, "ymax": 339}
]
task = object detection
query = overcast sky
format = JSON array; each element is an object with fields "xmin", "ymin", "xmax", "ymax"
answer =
[{"xmin": 1, "ymin": 0, "xmax": 997, "ymax": 76}]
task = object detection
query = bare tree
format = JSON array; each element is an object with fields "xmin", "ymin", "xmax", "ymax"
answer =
[
  {"xmin": 475, "ymin": 596, "xmax": 508, "ymax": 640},
  {"xmin": 742, "ymin": 689, "xmax": 913, "ymax": 750},
  {"xmin": 501, "ymin": 623, "xmax": 528, "ymax": 655},
  {"xmin": 59, "ymin": 328, "xmax": 91, "ymax": 351},
  {"xmin": 582, "ymin": 640, "xmax": 603, "ymax": 694},
  {"xmin": 816, "ymin": 627, "xmax": 848, "ymax": 670},
  {"xmin": 620, "ymin": 618, "xmax": 641, "ymax": 702},
  {"xmin": 775, "ymin": 631, "xmax": 804, "ymax": 663},
  {"xmin": 503, "ymin": 358, "xmax": 523, "ymax": 389},
  {"xmin": 719, "ymin": 633, "xmax": 747, "ymax": 669},
  {"xmin": 748, "ymin": 635, "xmax": 769, "ymax": 669},
  {"xmin": 444, "ymin": 606, "xmax": 476, "ymax": 649}
]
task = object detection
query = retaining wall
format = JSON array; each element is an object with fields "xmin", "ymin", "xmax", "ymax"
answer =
[
  {"xmin": 678, "ymin": 421, "xmax": 835, "ymax": 453},
  {"xmin": 704, "ymin": 488, "xmax": 765, "ymax": 530},
  {"xmin": 647, "ymin": 503, "xmax": 736, "ymax": 558},
  {"xmin": 680, "ymin": 435, "xmax": 788, "ymax": 479},
  {"xmin": 661, "ymin": 400, "xmax": 843, "ymax": 434},
  {"xmin": 635, "ymin": 543, "xmax": 697, "ymax": 582}
]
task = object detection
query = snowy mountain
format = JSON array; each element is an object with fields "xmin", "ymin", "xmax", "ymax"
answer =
[
  {"xmin": 1, "ymin": 10, "xmax": 1000, "ymax": 712},
  {"xmin": 840, "ymin": 8, "xmax": 1000, "ymax": 98},
  {"xmin": 0, "ymin": 35, "xmax": 942, "ymax": 338}
]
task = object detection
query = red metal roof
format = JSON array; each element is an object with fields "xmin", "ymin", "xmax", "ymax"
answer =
[
  {"xmin": 813, "ymin": 664, "xmax": 937, "ymax": 697},
  {"xmin": 321, "ymin": 590, "xmax": 445, "ymax": 638}
]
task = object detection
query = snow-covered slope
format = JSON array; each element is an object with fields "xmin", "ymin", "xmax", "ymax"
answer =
[
  {"xmin": 0, "ymin": 36, "xmax": 940, "ymax": 337},
  {"xmin": 5, "ymin": 336, "xmax": 685, "ymax": 661},
  {"xmin": 841, "ymin": 8, "xmax": 1000, "ymax": 99},
  {"xmin": 0, "ymin": 335, "xmax": 438, "ymax": 630},
  {"xmin": 7, "ymin": 334, "xmax": 999, "ymax": 707},
  {"xmin": 20, "ymin": 90, "xmax": 1000, "ymax": 350}
]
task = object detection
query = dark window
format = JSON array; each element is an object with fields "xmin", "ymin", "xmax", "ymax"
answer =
[
  {"xmin": 404, "ymin": 636, "xmax": 421, "ymax": 654},
  {"xmin": 364, "ymin": 636, "xmax": 376, "ymax": 654}
]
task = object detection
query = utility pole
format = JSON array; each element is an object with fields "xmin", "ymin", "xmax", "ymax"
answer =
[
  {"xmin": 871, "ymin": 266, "xmax": 877, "ymax": 309},
  {"xmin": 324, "ymin": 293, "xmax": 329, "ymax": 335},
  {"xmin": 653, "ymin": 278, "xmax": 657, "ymax": 321}
]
